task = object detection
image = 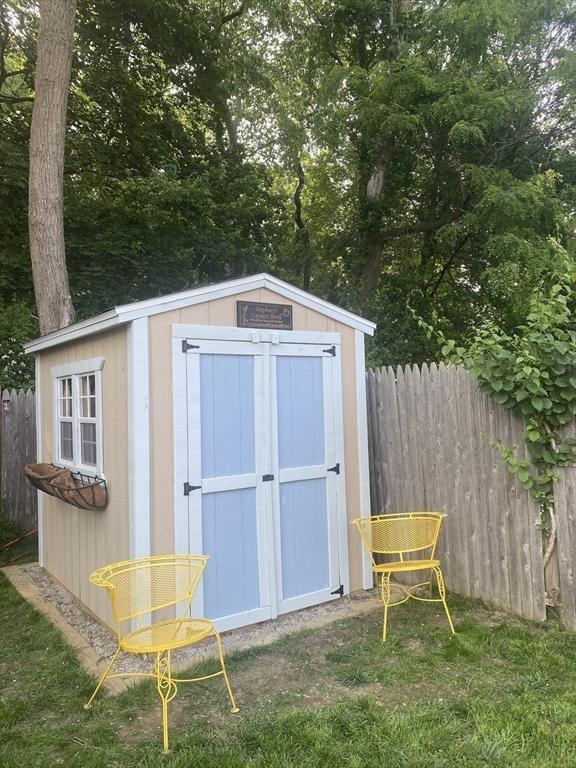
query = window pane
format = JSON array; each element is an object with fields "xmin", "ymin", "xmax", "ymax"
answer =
[
  {"xmin": 79, "ymin": 374, "xmax": 95, "ymax": 397},
  {"xmin": 59, "ymin": 377, "xmax": 72, "ymax": 417},
  {"xmin": 60, "ymin": 377, "xmax": 71, "ymax": 398},
  {"xmin": 81, "ymin": 422, "xmax": 97, "ymax": 466},
  {"xmin": 60, "ymin": 421, "xmax": 73, "ymax": 460},
  {"xmin": 79, "ymin": 374, "xmax": 96, "ymax": 418}
]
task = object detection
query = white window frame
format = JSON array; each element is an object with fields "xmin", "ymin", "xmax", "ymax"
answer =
[{"xmin": 51, "ymin": 357, "xmax": 105, "ymax": 475}]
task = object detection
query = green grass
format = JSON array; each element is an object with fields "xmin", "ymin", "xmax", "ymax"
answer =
[
  {"xmin": 0, "ymin": 517, "xmax": 38, "ymax": 566},
  {"xmin": 2, "ymin": 575, "xmax": 576, "ymax": 767}
]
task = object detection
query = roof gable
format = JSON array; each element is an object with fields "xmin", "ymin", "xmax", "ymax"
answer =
[{"xmin": 25, "ymin": 273, "xmax": 376, "ymax": 353}]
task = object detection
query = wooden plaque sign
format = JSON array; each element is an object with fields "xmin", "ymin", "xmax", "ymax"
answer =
[{"xmin": 237, "ymin": 301, "xmax": 293, "ymax": 330}]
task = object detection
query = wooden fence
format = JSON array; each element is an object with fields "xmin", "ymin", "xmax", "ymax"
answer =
[
  {"xmin": 367, "ymin": 363, "xmax": 547, "ymax": 622},
  {"xmin": 3, "ymin": 367, "xmax": 576, "ymax": 628},
  {"xmin": 1, "ymin": 389, "xmax": 37, "ymax": 529}
]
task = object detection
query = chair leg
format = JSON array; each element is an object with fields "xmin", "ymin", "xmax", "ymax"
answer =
[
  {"xmin": 84, "ymin": 645, "xmax": 121, "ymax": 710},
  {"xmin": 156, "ymin": 650, "xmax": 177, "ymax": 753},
  {"xmin": 380, "ymin": 572, "xmax": 392, "ymax": 642},
  {"xmin": 213, "ymin": 631, "xmax": 240, "ymax": 713},
  {"xmin": 432, "ymin": 566, "xmax": 455, "ymax": 635}
]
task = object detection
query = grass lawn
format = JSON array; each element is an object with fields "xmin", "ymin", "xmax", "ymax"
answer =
[
  {"xmin": 2, "ymin": 565, "xmax": 576, "ymax": 767},
  {"xmin": 0, "ymin": 518, "xmax": 38, "ymax": 567}
]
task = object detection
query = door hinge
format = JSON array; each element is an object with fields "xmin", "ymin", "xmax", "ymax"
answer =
[
  {"xmin": 262, "ymin": 474, "xmax": 274, "ymax": 482},
  {"xmin": 331, "ymin": 584, "xmax": 344, "ymax": 597},
  {"xmin": 183, "ymin": 482, "xmax": 201, "ymax": 495},
  {"xmin": 327, "ymin": 463, "xmax": 340, "ymax": 475},
  {"xmin": 182, "ymin": 340, "xmax": 200, "ymax": 353},
  {"xmin": 323, "ymin": 345, "xmax": 336, "ymax": 356}
]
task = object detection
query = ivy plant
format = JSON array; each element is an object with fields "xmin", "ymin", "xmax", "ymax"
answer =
[{"xmin": 414, "ymin": 254, "xmax": 576, "ymax": 568}]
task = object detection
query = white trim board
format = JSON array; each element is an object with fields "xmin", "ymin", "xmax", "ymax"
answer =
[
  {"xmin": 50, "ymin": 357, "xmax": 105, "ymax": 378},
  {"xmin": 25, "ymin": 274, "xmax": 375, "ymax": 353},
  {"xmin": 35, "ymin": 355, "xmax": 44, "ymax": 567},
  {"xmin": 128, "ymin": 318, "xmax": 151, "ymax": 560},
  {"xmin": 355, "ymin": 330, "xmax": 374, "ymax": 590}
]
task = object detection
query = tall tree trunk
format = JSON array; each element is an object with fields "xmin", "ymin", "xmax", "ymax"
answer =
[
  {"xmin": 293, "ymin": 160, "xmax": 312, "ymax": 291},
  {"xmin": 359, "ymin": 0, "xmax": 411, "ymax": 299},
  {"xmin": 28, "ymin": 0, "xmax": 76, "ymax": 335},
  {"xmin": 360, "ymin": 142, "xmax": 393, "ymax": 296}
]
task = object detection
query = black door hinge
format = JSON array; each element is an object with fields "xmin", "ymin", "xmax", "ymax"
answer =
[
  {"xmin": 327, "ymin": 463, "xmax": 340, "ymax": 475},
  {"xmin": 183, "ymin": 482, "xmax": 201, "ymax": 495},
  {"xmin": 182, "ymin": 340, "xmax": 200, "ymax": 353},
  {"xmin": 262, "ymin": 474, "xmax": 274, "ymax": 482},
  {"xmin": 331, "ymin": 584, "xmax": 344, "ymax": 597},
  {"xmin": 323, "ymin": 345, "xmax": 336, "ymax": 356}
]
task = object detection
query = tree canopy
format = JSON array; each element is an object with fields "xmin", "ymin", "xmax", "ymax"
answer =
[{"xmin": 1, "ymin": 0, "xmax": 576, "ymax": 386}]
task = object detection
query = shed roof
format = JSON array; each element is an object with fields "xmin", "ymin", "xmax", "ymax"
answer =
[{"xmin": 24, "ymin": 273, "xmax": 376, "ymax": 353}]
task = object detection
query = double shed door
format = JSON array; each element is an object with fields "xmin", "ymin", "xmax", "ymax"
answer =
[{"xmin": 182, "ymin": 331, "xmax": 347, "ymax": 631}]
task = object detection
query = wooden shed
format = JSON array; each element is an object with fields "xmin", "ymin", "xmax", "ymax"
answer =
[{"xmin": 25, "ymin": 274, "xmax": 375, "ymax": 631}]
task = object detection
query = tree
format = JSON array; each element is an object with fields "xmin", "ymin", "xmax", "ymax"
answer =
[
  {"xmin": 28, "ymin": 0, "xmax": 76, "ymax": 334},
  {"xmin": 1, "ymin": 0, "xmax": 575, "ymax": 370}
]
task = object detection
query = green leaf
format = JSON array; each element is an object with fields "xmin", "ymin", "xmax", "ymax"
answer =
[{"xmin": 531, "ymin": 397, "xmax": 544, "ymax": 412}]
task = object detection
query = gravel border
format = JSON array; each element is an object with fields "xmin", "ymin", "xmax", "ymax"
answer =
[{"xmin": 23, "ymin": 565, "xmax": 379, "ymax": 676}]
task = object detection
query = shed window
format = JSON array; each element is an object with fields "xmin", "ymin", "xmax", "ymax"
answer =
[{"xmin": 52, "ymin": 364, "xmax": 103, "ymax": 473}]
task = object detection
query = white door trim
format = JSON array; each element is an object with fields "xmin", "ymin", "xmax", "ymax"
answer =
[
  {"xmin": 172, "ymin": 323, "xmax": 340, "ymax": 346},
  {"xmin": 172, "ymin": 324, "xmax": 349, "ymax": 628}
]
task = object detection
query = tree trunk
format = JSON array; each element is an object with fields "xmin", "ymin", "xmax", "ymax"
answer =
[
  {"xmin": 359, "ymin": 0, "xmax": 411, "ymax": 299},
  {"xmin": 293, "ymin": 161, "xmax": 312, "ymax": 291},
  {"xmin": 360, "ymin": 142, "xmax": 392, "ymax": 297},
  {"xmin": 28, "ymin": 0, "xmax": 76, "ymax": 335}
]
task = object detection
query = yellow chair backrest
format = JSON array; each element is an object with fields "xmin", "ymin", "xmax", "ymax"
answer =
[
  {"xmin": 89, "ymin": 554, "xmax": 208, "ymax": 627},
  {"xmin": 353, "ymin": 513, "xmax": 445, "ymax": 562}
]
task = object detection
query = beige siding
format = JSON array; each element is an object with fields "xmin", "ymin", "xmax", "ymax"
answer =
[
  {"xmin": 148, "ymin": 287, "xmax": 366, "ymax": 591},
  {"xmin": 38, "ymin": 327, "xmax": 129, "ymax": 627}
]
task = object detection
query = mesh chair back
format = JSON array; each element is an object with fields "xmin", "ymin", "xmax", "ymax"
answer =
[
  {"xmin": 90, "ymin": 555, "xmax": 208, "ymax": 625},
  {"xmin": 353, "ymin": 513, "xmax": 444, "ymax": 559}
]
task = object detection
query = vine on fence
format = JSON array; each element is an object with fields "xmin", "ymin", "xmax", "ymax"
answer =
[{"xmin": 413, "ymin": 256, "xmax": 576, "ymax": 568}]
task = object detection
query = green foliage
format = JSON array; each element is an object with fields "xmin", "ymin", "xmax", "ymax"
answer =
[
  {"xmin": 417, "ymin": 252, "xmax": 576, "ymax": 526},
  {"xmin": 0, "ymin": 301, "xmax": 36, "ymax": 390},
  {"xmin": 2, "ymin": 0, "xmax": 576, "ymax": 371}
]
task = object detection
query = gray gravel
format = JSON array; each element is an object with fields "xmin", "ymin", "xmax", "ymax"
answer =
[{"xmin": 24, "ymin": 565, "xmax": 378, "ymax": 675}]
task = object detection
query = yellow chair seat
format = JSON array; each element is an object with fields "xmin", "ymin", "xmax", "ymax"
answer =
[
  {"xmin": 121, "ymin": 617, "xmax": 214, "ymax": 653},
  {"xmin": 373, "ymin": 558, "xmax": 439, "ymax": 574}
]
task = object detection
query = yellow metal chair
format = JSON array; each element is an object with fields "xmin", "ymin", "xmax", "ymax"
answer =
[
  {"xmin": 353, "ymin": 513, "xmax": 455, "ymax": 641},
  {"xmin": 84, "ymin": 554, "xmax": 239, "ymax": 752}
]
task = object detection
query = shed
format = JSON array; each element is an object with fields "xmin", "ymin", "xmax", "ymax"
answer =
[{"xmin": 25, "ymin": 274, "xmax": 376, "ymax": 631}]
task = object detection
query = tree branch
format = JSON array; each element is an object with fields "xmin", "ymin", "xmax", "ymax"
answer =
[
  {"xmin": 221, "ymin": 3, "xmax": 245, "ymax": 24},
  {"xmin": 0, "ymin": 94, "xmax": 34, "ymax": 102},
  {"xmin": 426, "ymin": 232, "xmax": 471, "ymax": 296}
]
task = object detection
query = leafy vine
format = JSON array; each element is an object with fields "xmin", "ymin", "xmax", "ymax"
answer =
[{"xmin": 413, "ymin": 256, "xmax": 576, "ymax": 567}]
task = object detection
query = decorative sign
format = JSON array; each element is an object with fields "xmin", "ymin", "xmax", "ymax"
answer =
[{"xmin": 237, "ymin": 301, "xmax": 293, "ymax": 330}]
